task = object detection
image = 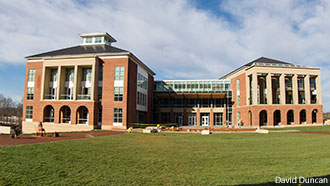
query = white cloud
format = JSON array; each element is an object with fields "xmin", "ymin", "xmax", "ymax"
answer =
[{"xmin": 0, "ymin": 0, "xmax": 330, "ymax": 111}]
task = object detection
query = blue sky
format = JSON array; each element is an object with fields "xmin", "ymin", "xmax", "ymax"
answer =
[{"xmin": 0, "ymin": 0, "xmax": 330, "ymax": 112}]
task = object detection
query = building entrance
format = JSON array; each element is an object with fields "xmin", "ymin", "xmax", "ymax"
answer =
[
  {"xmin": 201, "ymin": 114, "xmax": 209, "ymax": 126},
  {"xmin": 174, "ymin": 113, "xmax": 183, "ymax": 126},
  {"xmin": 188, "ymin": 113, "xmax": 196, "ymax": 126}
]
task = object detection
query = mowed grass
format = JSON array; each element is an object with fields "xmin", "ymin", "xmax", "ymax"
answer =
[
  {"xmin": 268, "ymin": 126, "xmax": 330, "ymax": 132},
  {"xmin": 1, "ymin": 133, "xmax": 330, "ymax": 185}
]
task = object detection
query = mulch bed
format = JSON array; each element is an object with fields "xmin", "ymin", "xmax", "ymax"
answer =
[{"xmin": 0, "ymin": 131, "xmax": 125, "ymax": 147}]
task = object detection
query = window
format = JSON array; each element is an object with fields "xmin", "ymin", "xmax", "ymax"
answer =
[
  {"xmin": 137, "ymin": 92, "xmax": 147, "ymax": 106},
  {"xmin": 95, "ymin": 37, "xmax": 102, "ymax": 43},
  {"xmin": 50, "ymin": 69, "xmax": 58, "ymax": 82},
  {"xmin": 113, "ymin": 108, "xmax": 123, "ymax": 123},
  {"xmin": 98, "ymin": 87, "xmax": 103, "ymax": 100},
  {"xmin": 98, "ymin": 66, "xmax": 103, "ymax": 81},
  {"xmin": 26, "ymin": 106, "xmax": 33, "ymax": 119},
  {"xmin": 65, "ymin": 69, "xmax": 74, "ymax": 82},
  {"xmin": 137, "ymin": 73, "xmax": 148, "ymax": 90},
  {"xmin": 236, "ymin": 80, "xmax": 240, "ymax": 107},
  {"xmin": 114, "ymin": 87, "xmax": 123, "ymax": 101},
  {"xmin": 249, "ymin": 75, "xmax": 252, "ymax": 105},
  {"xmin": 28, "ymin": 69, "xmax": 36, "ymax": 82},
  {"xmin": 82, "ymin": 68, "xmax": 92, "ymax": 81},
  {"xmin": 114, "ymin": 66, "xmax": 124, "ymax": 80},
  {"xmin": 85, "ymin": 37, "xmax": 92, "ymax": 43},
  {"xmin": 27, "ymin": 87, "xmax": 34, "ymax": 100},
  {"xmin": 237, "ymin": 112, "xmax": 241, "ymax": 124},
  {"xmin": 214, "ymin": 113, "xmax": 223, "ymax": 125},
  {"xmin": 161, "ymin": 113, "xmax": 170, "ymax": 123},
  {"xmin": 98, "ymin": 106, "xmax": 102, "ymax": 124},
  {"xmin": 298, "ymin": 78, "xmax": 304, "ymax": 89}
]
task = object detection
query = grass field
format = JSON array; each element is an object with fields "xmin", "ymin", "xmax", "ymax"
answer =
[
  {"xmin": 268, "ymin": 126, "xmax": 330, "ymax": 132},
  {"xmin": 1, "ymin": 132, "xmax": 330, "ymax": 185}
]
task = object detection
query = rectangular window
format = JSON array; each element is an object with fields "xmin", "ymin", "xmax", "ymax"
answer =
[
  {"xmin": 249, "ymin": 75, "xmax": 252, "ymax": 105},
  {"xmin": 114, "ymin": 87, "xmax": 123, "ymax": 101},
  {"xmin": 27, "ymin": 87, "xmax": 34, "ymax": 100},
  {"xmin": 137, "ymin": 92, "xmax": 147, "ymax": 106},
  {"xmin": 28, "ymin": 69, "xmax": 36, "ymax": 82},
  {"xmin": 137, "ymin": 73, "xmax": 148, "ymax": 90},
  {"xmin": 82, "ymin": 68, "xmax": 92, "ymax": 81},
  {"xmin": 95, "ymin": 36, "xmax": 102, "ymax": 43},
  {"xmin": 50, "ymin": 69, "xmax": 58, "ymax": 82},
  {"xmin": 98, "ymin": 87, "xmax": 103, "ymax": 101},
  {"xmin": 113, "ymin": 108, "xmax": 123, "ymax": 123},
  {"xmin": 85, "ymin": 37, "xmax": 92, "ymax": 43},
  {"xmin": 26, "ymin": 106, "xmax": 33, "ymax": 119},
  {"xmin": 65, "ymin": 69, "xmax": 74, "ymax": 82},
  {"xmin": 114, "ymin": 66, "xmax": 124, "ymax": 80},
  {"xmin": 98, "ymin": 66, "xmax": 103, "ymax": 81},
  {"xmin": 236, "ymin": 79, "xmax": 240, "ymax": 107},
  {"xmin": 214, "ymin": 113, "xmax": 223, "ymax": 125},
  {"xmin": 237, "ymin": 112, "xmax": 241, "ymax": 124},
  {"xmin": 98, "ymin": 106, "xmax": 102, "ymax": 124}
]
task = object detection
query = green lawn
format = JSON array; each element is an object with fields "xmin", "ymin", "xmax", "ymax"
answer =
[
  {"xmin": 1, "ymin": 133, "xmax": 330, "ymax": 185},
  {"xmin": 268, "ymin": 126, "xmax": 330, "ymax": 132}
]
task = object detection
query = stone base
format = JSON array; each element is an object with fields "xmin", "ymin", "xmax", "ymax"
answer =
[
  {"xmin": 22, "ymin": 121, "xmax": 94, "ymax": 134},
  {"xmin": 101, "ymin": 125, "xmax": 127, "ymax": 130}
]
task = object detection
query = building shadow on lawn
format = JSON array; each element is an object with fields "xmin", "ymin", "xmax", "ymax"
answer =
[{"xmin": 236, "ymin": 174, "xmax": 330, "ymax": 186}]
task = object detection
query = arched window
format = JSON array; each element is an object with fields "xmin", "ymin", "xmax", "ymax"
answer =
[
  {"xmin": 273, "ymin": 110, "xmax": 281, "ymax": 126},
  {"xmin": 77, "ymin": 106, "xmax": 89, "ymax": 124},
  {"xmin": 60, "ymin": 106, "xmax": 71, "ymax": 124},
  {"xmin": 44, "ymin": 105, "xmax": 54, "ymax": 122},
  {"xmin": 259, "ymin": 110, "xmax": 267, "ymax": 126},
  {"xmin": 300, "ymin": 110, "xmax": 306, "ymax": 124},
  {"xmin": 287, "ymin": 110, "xmax": 294, "ymax": 125},
  {"xmin": 312, "ymin": 109, "xmax": 317, "ymax": 123}
]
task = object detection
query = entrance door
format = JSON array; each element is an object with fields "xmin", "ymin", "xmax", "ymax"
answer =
[
  {"xmin": 188, "ymin": 115, "xmax": 196, "ymax": 126},
  {"xmin": 202, "ymin": 116, "xmax": 209, "ymax": 126},
  {"xmin": 177, "ymin": 116, "xmax": 183, "ymax": 126}
]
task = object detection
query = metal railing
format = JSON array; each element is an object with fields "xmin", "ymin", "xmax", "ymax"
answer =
[
  {"xmin": 60, "ymin": 94, "xmax": 74, "ymax": 100},
  {"xmin": 44, "ymin": 117, "xmax": 54, "ymax": 122},
  {"xmin": 44, "ymin": 94, "xmax": 57, "ymax": 100},
  {"xmin": 78, "ymin": 118, "xmax": 88, "ymax": 124},
  {"xmin": 62, "ymin": 117, "xmax": 71, "ymax": 124},
  {"xmin": 77, "ymin": 94, "xmax": 91, "ymax": 100}
]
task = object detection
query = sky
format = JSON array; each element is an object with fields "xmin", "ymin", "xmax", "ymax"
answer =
[{"xmin": 0, "ymin": 0, "xmax": 330, "ymax": 111}]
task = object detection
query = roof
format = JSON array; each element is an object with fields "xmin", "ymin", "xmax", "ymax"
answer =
[
  {"xmin": 25, "ymin": 44, "xmax": 129, "ymax": 58},
  {"xmin": 80, "ymin": 32, "xmax": 116, "ymax": 42},
  {"xmin": 25, "ymin": 44, "xmax": 156, "ymax": 75},
  {"xmin": 244, "ymin": 57, "xmax": 293, "ymax": 66},
  {"xmin": 220, "ymin": 57, "xmax": 310, "ymax": 79}
]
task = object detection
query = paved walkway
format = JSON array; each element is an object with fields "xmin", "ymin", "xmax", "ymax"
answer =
[{"xmin": 0, "ymin": 131, "xmax": 125, "ymax": 146}]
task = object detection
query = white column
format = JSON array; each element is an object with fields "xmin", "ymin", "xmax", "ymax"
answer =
[
  {"xmin": 267, "ymin": 73, "xmax": 272, "ymax": 105},
  {"xmin": 304, "ymin": 74, "xmax": 310, "ymax": 105},
  {"xmin": 56, "ymin": 66, "xmax": 61, "ymax": 100},
  {"xmin": 280, "ymin": 73, "xmax": 285, "ymax": 105},
  {"xmin": 73, "ymin": 65, "xmax": 78, "ymax": 100},
  {"xmin": 316, "ymin": 75, "xmax": 322, "ymax": 104},
  {"xmin": 252, "ymin": 73, "xmax": 258, "ymax": 105},
  {"xmin": 246, "ymin": 75, "xmax": 250, "ymax": 105},
  {"xmin": 292, "ymin": 74, "xmax": 298, "ymax": 105},
  {"xmin": 91, "ymin": 62, "xmax": 96, "ymax": 101},
  {"xmin": 41, "ymin": 65, "xmax": 46, "ymax": 101}
]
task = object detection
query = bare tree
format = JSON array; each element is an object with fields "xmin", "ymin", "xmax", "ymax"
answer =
[{"xmin": 0, "ymin": 94, "xmax": 22, "ymax": 126}]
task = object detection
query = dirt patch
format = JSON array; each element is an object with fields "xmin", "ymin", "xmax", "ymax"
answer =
[{"xmin": 0, "ymin": 131, "xmax": 125, "ymax": 146}]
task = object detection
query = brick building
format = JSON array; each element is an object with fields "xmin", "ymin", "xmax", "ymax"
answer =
[
  {"xmin": 23, "ymin": 33, "xmax": 155, "ymax": 133},
  {"xmin": 22, "ymin": 33, "xmax": 323, "ymax": 133}
]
